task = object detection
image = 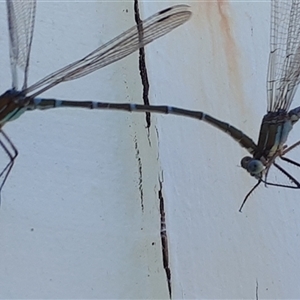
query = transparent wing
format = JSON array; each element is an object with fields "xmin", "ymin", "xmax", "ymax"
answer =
[
  {"xmin": 24, "ymin": 5, "xmax": 191, "ymax": 97},
  {"xmin": 6, "ymin": 0, "xmax": 36, "ymax": 90},
  {"xmin": 267, "ymin": 0, "xmax": 300, "ymax": 112}
]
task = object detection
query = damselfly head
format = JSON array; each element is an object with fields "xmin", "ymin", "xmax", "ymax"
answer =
[{"xmin": 241, "ymin": 156, "xmax": 264, "ymax": 176}]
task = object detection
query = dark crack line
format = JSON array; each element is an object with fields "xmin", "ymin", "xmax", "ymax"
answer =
[
  {"xmin": 134, "ymin": 135, "xmax": 144, "ymax": 211},
  {"xmin": 133, "ymin": 3, "xmax": 170, "ymax": 295},
  {"xmin": 159, "ymin": 179, "xmax": 172, "ymax": 298},
  {"xmin": 134, "ymin": 0, "xmax": 151, "ymax": 136}
]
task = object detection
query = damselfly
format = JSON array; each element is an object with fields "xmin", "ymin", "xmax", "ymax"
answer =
[
  {"xmin": 199, "ymin": 0, "xmax": 300, "ymax": 211},
  {"xmin": 184, "ymin": 0, "xmax": 300, "ymax": 211},
  {"xmin": 238, "ymin": 0, "xmax": 300, "ymax": 211},
  {"xmin": 0, "ymin": 0, "xmax": 191, "ymax": 196}
]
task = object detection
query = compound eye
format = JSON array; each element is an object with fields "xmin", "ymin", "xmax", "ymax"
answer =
[
  {"xmin": 241, "ymin": 156, "xmax": 252, "ymax": 169},
  {"xmin": 240, "ymin": 156, "xmax": 264, "ymax": 175},
  {"xmin": 247, "ymin": 160, "xmax": 264, "ymax": 175}
]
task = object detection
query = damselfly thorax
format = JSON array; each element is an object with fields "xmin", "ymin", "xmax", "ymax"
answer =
[
  {"xmin": 0, "ymin": 90, "xmax": 29, "ymax": 125},
  {"xmin": 242, "ymin": 110, "xmax": 295, "ymax": 175}
]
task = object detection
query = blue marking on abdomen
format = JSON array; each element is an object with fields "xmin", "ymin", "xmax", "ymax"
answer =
[
  {"xmin": 33, "ymin": 98, "xmax": 42, "ymax": 105},
  {"xmin": 55, "ymin": 100, "xmax": 62, "ymax": 107}
]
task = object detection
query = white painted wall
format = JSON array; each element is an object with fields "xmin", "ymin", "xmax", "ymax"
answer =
[{"xmin": 0, "ymin": 0, "xmax": 299, "ymax": 299}]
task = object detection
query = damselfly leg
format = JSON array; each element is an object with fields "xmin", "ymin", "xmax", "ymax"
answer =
[
  {"xmin": 0, "ymin": 130, "xmax": 18, "ymax": 199},
  {"xmin": 240, "ymin": 140, "xmax": 300, "ymax": 211},
  {"xmin": 239, "ymin": 180, "xmax": 263, "ymax": 212},
  {"xmin": 264, "ymin": 141, "xmax": 300, "ymax": 188}
]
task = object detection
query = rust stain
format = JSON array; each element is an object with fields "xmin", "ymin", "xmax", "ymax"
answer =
[
  {"xmin": 217, "ymin": 1, "xmax": 245, "ymax": 107},
  {"xmin": 198, "ymin": 1, "xmax": 247, "ymax": 114}
]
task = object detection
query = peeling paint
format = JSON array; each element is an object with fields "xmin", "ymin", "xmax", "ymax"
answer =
[
  {"xmin": 159, "ymin": 180, "xmax": 172, "ymax": 299},
  {"xmin": 134, "ymin": 135, "xmax": 144, "ymax": 211}
]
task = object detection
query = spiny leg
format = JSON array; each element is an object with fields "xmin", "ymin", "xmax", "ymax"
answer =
[
  {"xmin": 273, "ymin": 162, "xmax": 300, "ymax": 188},
  {"xmin": 0, "ymin": 130, "xmax": 18, "ymax": 198},
  {"xmin": 280, "ymin": 156, "xmax": 300, "ymax": 167},
  {"xmin": 264, "ymin": 162, "xmax": 273, "ymax": 187},
  {"xmin": 260, "ymin": 162, "xmax": 300, "ymax": 188},
  {"xmin": 270, "ymin": 141, "xmax": 300, "ymax": 187},
  {"xmin": 281, "ymin": 140, "xmax": 300, "ymax": 156},
  {"xmin": 264, "ymin": 145, "xmax": 290, "ymax": 187},
  {"xmin": 263, "ymin": 141, "xmax": 300, "ymax": 188},
  {"xmin": 263, "ymin": 151, "xmax": 283, "ymax": 187}
]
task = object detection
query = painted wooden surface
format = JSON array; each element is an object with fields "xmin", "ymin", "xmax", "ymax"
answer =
[{"xmin": 0, "ymin": 1, "xmax": 299, "ymax": 299}]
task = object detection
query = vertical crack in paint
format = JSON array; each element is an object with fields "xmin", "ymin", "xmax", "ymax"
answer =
[
  {"xmin": 159, "ymin": 180, "xmax": 172, "ymax": 298},
  {"xmin": 134, "ymin": 135, "xmax": 144, "ymax": 211},
  {"xmin": 256, "ymin": 279, "xmax": 259, "ymax": 300},
  {"xmin": 134, "ymin": 0, "xmax": 151, "ymax": 132},
  {"xmin": 133, "ymin": 3, "xmax": 170, "ymax": 295}
]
